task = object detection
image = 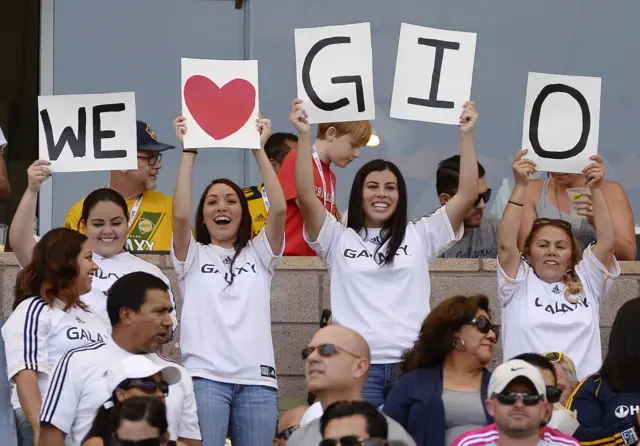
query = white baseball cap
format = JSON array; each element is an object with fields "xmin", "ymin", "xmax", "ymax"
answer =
[
  {"xmin": 106, "ymin": 355, "xmax": 182, "ymax": 397},
  {"xmin": 488, "ymin": 359, "xmax": 546, "ymax": 398}
]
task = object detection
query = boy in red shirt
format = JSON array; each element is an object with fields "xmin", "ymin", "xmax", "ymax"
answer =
[{"xmin": 278, "ymin": 99, "xmax": 372, "ymax": 256}]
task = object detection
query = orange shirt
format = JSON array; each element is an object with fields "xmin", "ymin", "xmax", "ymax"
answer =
[{"xmin": 277, "ymin": 150, "xmax": 339, "ymax": 256}]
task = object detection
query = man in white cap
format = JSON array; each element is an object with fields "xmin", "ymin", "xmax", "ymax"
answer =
[{"xmin": 484, "ymin": 359, "xmax": 554, "ymax": 445}]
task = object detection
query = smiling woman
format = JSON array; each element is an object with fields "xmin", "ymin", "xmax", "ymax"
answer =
[
  {"xmin": 171, "ymin": 112, "xmax": 287, "ymax": 446},
  {"xmin": 497, "ymin": 150, "xmax": 620, "ymax": 381}
]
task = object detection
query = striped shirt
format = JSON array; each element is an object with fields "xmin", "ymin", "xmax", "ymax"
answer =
[
  {"xmin": 1, "ymin": 297, "xmax": 108, "ymax": 410},
  {"xmin": 452, "ymin": 423, "xmax": 580, "ymax": 446}
]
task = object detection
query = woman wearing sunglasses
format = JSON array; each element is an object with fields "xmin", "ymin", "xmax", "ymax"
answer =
[
  {"xmin": 498, "ymin": 150, "xmax": 618, "ymax": 380},
  {"xmin": 292, "ymin": 99, "xmax": 481, "ymax": 408},
  {"xmin": 566, "ymin": 297, "xmax": 640, "ymax": 445},
  {"xmin": 543, "ymin": 352, "xmax": 578, "ymax": 407},
  {"xmin": 82, "ymin": 355, "xmax": 182, "ymax": 446},
  {"xmin": 383, "ymin": 295, "xmax": 498, "ymax": 446},
  {"xmin": 518, "ymin": 166, "xmax": 635, "ymax": 260},
  {"xmin": 109, "ymin": 396, "xmax": 172, "ymax": 446}
]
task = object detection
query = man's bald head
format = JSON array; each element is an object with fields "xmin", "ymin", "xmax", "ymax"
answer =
[
  {"xmin": 273, "ymin": 405, "xmax": 307, "ymax": 445},
  {"xmin": 312, "ymin": 325, "xmax": 371, "ymax": 360},
  {"xmin": 304, "ymin": 325, "xmax": 371, "ymax": 401}
]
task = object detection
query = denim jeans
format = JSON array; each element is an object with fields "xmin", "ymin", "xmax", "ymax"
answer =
[
  {"xmin": 193, "ymin": 378, "xmax": 277, "ymax": 446},
  {"xmin": 14, "ymin": 410, "xmax": 72, "ymax": 446},
  {"xmin": 362, "ymin": 363, "xmax": 401, "ymax": 409}
]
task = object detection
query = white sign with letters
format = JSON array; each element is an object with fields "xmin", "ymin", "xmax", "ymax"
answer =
[
  {"xmin": 522, "ymin": 72, "xmax": 601, "ymax": 173},
  {"xmin": 295, "ymin": 22, "xmax": 375, "ymax": 124},
  {"xmin": 390, "ymin": 23, "xmax": 477, "ymax": 125},
  {"xmin": 38, "ymin": 92, "xmax": 137, "ymax": 172}
]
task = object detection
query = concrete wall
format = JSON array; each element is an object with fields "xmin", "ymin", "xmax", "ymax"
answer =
[{"xmin": 1, "ymin": 254, "xmax": 638, "ymax": 402}]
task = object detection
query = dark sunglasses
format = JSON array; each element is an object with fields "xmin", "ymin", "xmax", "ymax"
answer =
[
  {"xmin": 495, "ymin": 392, "xmax": 543, "ymax": 406},
  {"xmin": 546, "ymin": 385, "xmax": 562, "ymax": 404},
  {"xmin": 275, "ymin": 425, "xmax": 299, "ymax": 440},
  {"xmin": 120, "ymin": 378, "xmax": 169, "ymax": 396},
  {"xmin": 466, "ymin": 316, "xmax": 499, "ymax": 341},
  {"xmin": 113, "ymin": 436, "xmax": 161, "ymax": 446},
  {"xmin": 301, "ymin": 343, "xmax": 360, "ymax": 360},
  {"xmin": 137, "ymin": 153, "xmax": 162, "ymax": 166},
  {"xmin": 320, "ymin": 437, "xmax": 392, "ymax": 446},
  {"xmin": 533, "ymin": 218, "xmax": 572, "ymax": 232},
  {"xmin": 475, "ymin": 189, "xmax": 492, "ymax": 207}
]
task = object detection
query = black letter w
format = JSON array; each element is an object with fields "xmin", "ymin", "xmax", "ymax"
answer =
[{"xmin": 40, "ymin": 108, "xmax": 87, "ymax": 160}]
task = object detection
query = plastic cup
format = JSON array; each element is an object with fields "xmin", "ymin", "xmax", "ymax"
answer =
[{"xmin": 567, "ymin": 188, "xmax": 590, "ymax": 219}]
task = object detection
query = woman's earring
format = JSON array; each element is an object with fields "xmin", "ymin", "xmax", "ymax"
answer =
[{"xmin": 453, "ymin": 337, "xmax": 466, "ymax": 351}]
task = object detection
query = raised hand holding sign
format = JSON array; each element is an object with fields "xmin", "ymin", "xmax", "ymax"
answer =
[
  {"xmin": 294, "ymin": 22, "xmax": 375, "ymax": 123},
  {"xmin": 522, "ymin": 72, "xmax": 601, "ymax": 173},
  {"xmin": 390, "ymin": 23, "xmax": 477, "ymax": 124},
  {"xmin": 37, "ymin": 92, "xmax": 137, "ymax": 172},
  {"xmin": 181, "ymin": 58, "xmax": 260, "ymax": 149}
]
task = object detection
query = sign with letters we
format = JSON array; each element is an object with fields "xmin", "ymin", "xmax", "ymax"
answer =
[{"xmin": 38, "ymin": 92, "xmax": 138, "ymax": 172}]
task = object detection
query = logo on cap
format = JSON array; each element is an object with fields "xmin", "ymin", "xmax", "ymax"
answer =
[{"xmin": 146, "ymin": 125, "xmax": 158, "ymax": 141}]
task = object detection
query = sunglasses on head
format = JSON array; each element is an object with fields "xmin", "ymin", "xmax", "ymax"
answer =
[
  {"xmin": 319, "ymin": 438, "xmax": 392, "ymax": 446},
  {"xmin": 113, "ymin": 436, "xmax": 161, "ymax": 446},
  {"xmin": 475, "ymin": 189, "xmax": 492, "ymax": 207},
  {"xmin": 119, "ymin": 377, "xmax": 169, "ymax": 396},
  {"xmin": 495, "ymin": 392, "xmax": 543, "ymax": 406},
  {"xmin": 533, "ymin": 218, "xmax": 572, "ymax": 232},
  {"xmin": 275, "ymin": 425, "xmax": 299, "ymax": 440},
  {"xmin": 543, "ymin": 351, "xmax": 576, "ymax": 376},
  {"xmin": 466, "ymin": 316, "xmax": 499, "ymax": 341},
  {"xmin": 301, "ymin": 343, "xmax": 360, "ymax": 360}
]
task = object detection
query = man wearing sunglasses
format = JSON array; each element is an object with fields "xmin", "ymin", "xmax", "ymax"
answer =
[
  {"xmin": 64, "ymin": 120, "xmax": 175, "ymax": 252},
  {"xmin": 453, "ymin": 355, "xmax": 579, "ymax": 446},
  {"xmin": 287, "ymin": 325, "xmax": 416, "ymax": 446},
  {"xmin": 436, "ymin": 155, "xmax": 499, "ymax": 259},
  {"xmin": 319, "ymin": 400, "xmax": 388, "ymax": 445}
]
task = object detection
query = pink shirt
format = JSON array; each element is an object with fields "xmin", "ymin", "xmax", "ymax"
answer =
[{"xmin": 452, "ymin": 423, "xmax": 580, "ymax": 446}]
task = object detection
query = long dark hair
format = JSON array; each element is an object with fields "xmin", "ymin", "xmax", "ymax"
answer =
[
  {"xmin": 195, "ymin": 179, "xmax": 252, "ymax": 286},
  {"xmin": 347, "ymin": 159, "xmax": 408, "ymax": 267},
  {"xmin": 108, "ymin": 396, "xmax": 168, "ymax": 444},
  {"xmin": 601, "ymin": 297, "xmax": 640, "ymax": 392},
  {"xmin": 401, "ymin": 294, "xmax": 491, "ymax": 373},
  {"xmin": 13, "ymin": 228, "xmax": 88, "ymax": 311},
  {"xmin": 80, "ymin": 188, "xmax": 130, "ymax": 230}
]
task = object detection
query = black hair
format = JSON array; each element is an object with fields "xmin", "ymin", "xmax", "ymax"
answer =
[
  {"xmin": 436, "ymin": 155, "xmax": 486, "ymax": 196},
  {"xmin": 111, "ymin": 396, "xmax": 168, "ymax": 442},
  {"xmin": 601, "ymin": 297, "xmax": 640, "ymax": 392},
  {"xmin": 264, "ymin": 132, "xmax": 297, "ymax": 165},
  {"xmin": 347, "ymin": 159, "xmax": 407, "ymax": 267},
  {"xmin": 512, "ymin": 353, "xmax": 557, "ymax": 385},
  {"xmin": 194, "ymin": 179, "xmax": 252, "ymax": 287},
  {"xmin": 320, "ymin": 401, "xmax": 388, "ymax": 440},
  {"xmin": 80, "ymin": 188, "xmax": 130, "ymax": 229},
  {"xmin": 107, "ymin": 271, "xmax": 169, "ymax": 327}
]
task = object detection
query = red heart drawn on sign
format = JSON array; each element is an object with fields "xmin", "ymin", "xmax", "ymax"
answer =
[{"xmin": 183, "ymin": 75, "xmax": 256, "ymax": 140}]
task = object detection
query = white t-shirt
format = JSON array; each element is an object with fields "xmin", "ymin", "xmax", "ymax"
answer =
[
  {"xmin": 1, "ymin": 297, "xmax": 108, "ymax": 410},
  {"xmin": 39, "ymin": 339, "xmax": 201, "ymax": 445},
  {"xmin": 171, "ymin": 230, "xmax": 282, "ymax": 388},
  {"xmin": 87, "ymin": 251, "xmax": 177, "ymax": 330},
  {"xmin": 498, "ymin": 245, "xmax": 620, "ymax": 380},
  {"xmin": 305, "ymin": 206, "xmax": 462, "ymax": 363}
]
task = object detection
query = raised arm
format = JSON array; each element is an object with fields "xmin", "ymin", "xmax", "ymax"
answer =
[
  {"xmin": 9, "ymin": 160, "xmax": 51, "ymax": 266},
  {"xmin": 589, "ymin": 182, "xmax": 635, "ymax": 260},
  {"xmin": 254, "ymin": 115, "xmax": 286, "ymax": 253},
  {"xmin": 517, "ymin": 182, "xmax": 541, "ymax": 252},
  {"xmin": 444, "ymin": 101, "xmax": 480, "ymax": 229},
  {"xmin": 291, "ymin": 99, "xmax": 326, "ymax": 241},
  {"xmin": 172, "ymin": 115, "xmax": 196, "ymax": 262},
  {"xmin": 582, "ymin": 156, "xmax": 614, "ymax": 268},
  {"xmin": 498, "ymin": 150, "xmax": 537, "ymax": 278}
]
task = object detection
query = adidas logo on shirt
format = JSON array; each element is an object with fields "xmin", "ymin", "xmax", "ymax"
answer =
[
  {"xmin": 75, "ymin": 316, "xmax": 85, "ymax": 324},
  {"xmin": 552, "ymin": 285, "xmax": 561, "ymax": 294},
  {"xmin": 223, "ymin": 256, "xmax": 233, "ymax": 265},
  {"xmin": 369, "ymin": 236, "xmax": 382, "ymax": 244},
  {"xmin": 255, "ymin": 213, "xmax": 266, "ymax": 222}
]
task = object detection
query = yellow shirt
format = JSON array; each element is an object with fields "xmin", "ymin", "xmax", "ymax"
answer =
[
  {"xmin": 243, "ymin": 184, "xmax": 268, "ymax": 238},
  {"xmin": 64, "ymin": 190, "xmax": 173, "ymax": 252}
]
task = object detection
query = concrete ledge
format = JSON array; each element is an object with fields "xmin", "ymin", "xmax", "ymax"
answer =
[{"xmin": 1, "ymin": 253, "xmax": 638, "ymax": 399}]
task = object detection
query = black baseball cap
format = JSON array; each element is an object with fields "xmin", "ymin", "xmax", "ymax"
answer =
[{"xmin": 137, "ymin": 120, "xmax": 175, "ymax": 153}]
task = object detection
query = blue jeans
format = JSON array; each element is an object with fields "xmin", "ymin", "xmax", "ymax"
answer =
[
  {"xmin": 193, "ymin": 378, "xmax": 277, "ymax": 446},
  {"xmin": 362, "ymin": 363, "xmax": 401, "ymax": 409},
  {"xmin": 14, "ymin": 410, "xmax": 72, "ymax": 446}
]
